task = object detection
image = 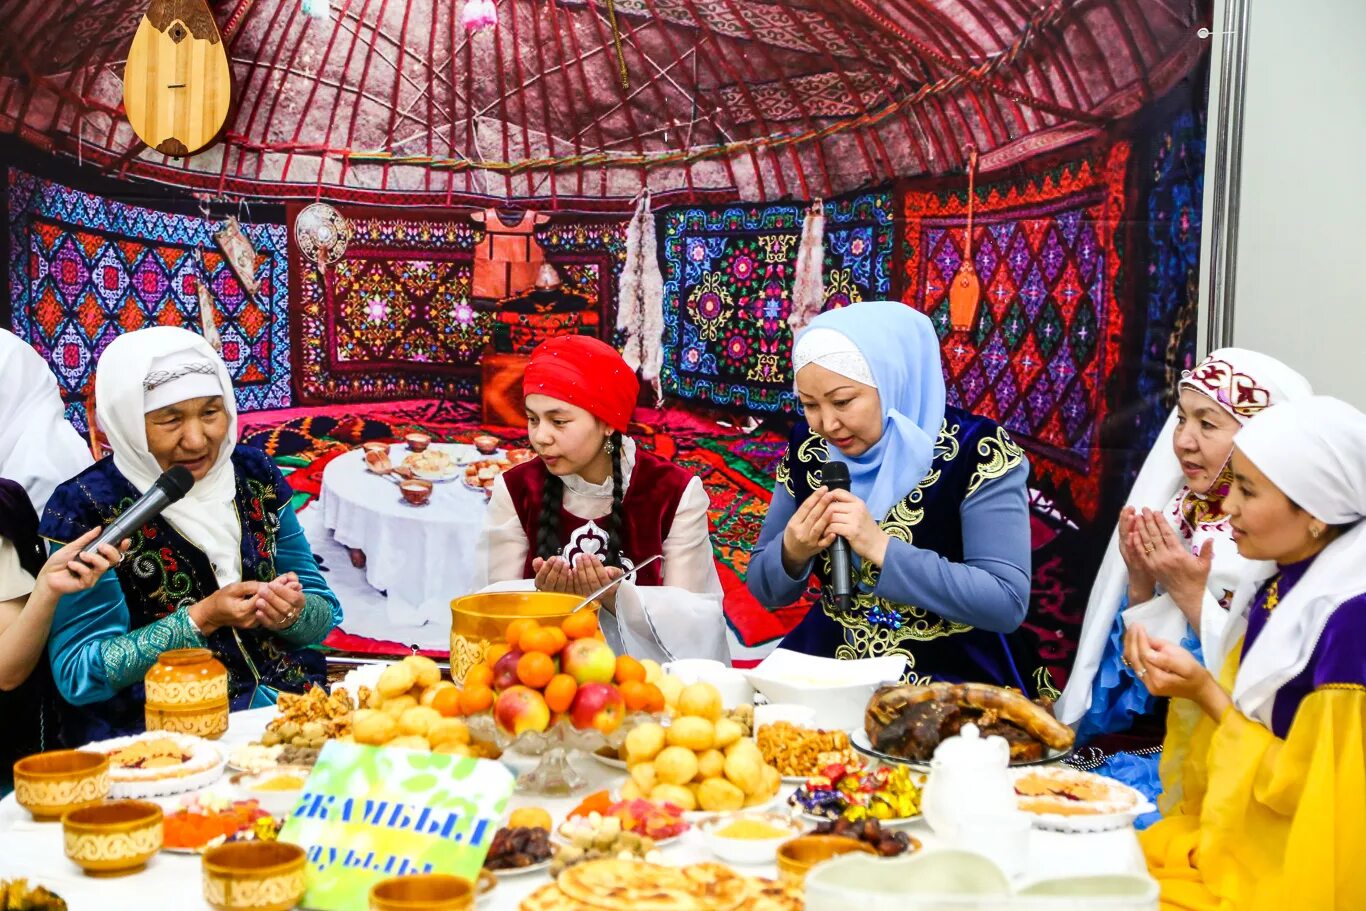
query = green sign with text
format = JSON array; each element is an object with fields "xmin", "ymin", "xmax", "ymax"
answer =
[{"xmin": 279, "ymin": 742, "xmax": 515, "ymax": 911}]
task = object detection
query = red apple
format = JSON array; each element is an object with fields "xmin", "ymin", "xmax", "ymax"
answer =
[
  {"xmin": 494, "ymin": 685, "xmax": 551, "ymax": 736},
  {"xmin": 569, "ymin": 682, "xmax": 625, "ymax": 734},
  {"xmin": 561, "ymin": 638, "xmax": 616, "ymax": 685},
  {"xmin": 492, "ymin": 648, "xmax": 525, "ymax": 691}
]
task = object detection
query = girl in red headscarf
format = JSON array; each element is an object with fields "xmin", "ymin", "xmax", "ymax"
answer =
[{"xmin": 479, "ymin": 336, "xmax": 729, "ymax": 663}]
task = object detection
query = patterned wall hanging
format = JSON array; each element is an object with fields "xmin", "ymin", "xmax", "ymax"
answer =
[
  {"xmin": 659, "ymin": 190, "xmax": 893, "ymax": 413},
  {"xmin": 288, "ymin": 207, "xmax": 625, "ymax": 404},
  {"xmin": 5, "ymin": 168, "xmax": 291, "ymax": 430},
  {"xmin": 900, "ymin": 143, "xmax": 1131, "ymax": 522}
]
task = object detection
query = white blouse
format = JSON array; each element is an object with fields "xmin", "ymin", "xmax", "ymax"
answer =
[
  {"xmin": 0, "ymin": 537, "xmax": 36, "ymax": 603},
  {"xmin": 479, "ymin": 437, "xmax": 730, "ymax": 664}
]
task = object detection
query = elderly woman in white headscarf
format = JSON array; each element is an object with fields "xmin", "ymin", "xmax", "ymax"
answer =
[
  {"xmin": 1054, "ymin": 350, "xmax": 1310, "ymax": 809},
  {"xmin": 40, "ymin": 327, "xmax": 342, "ymax": 741},
  {"xmin": 0, "ymin": 329, "xmax": 93, "ymax": 516},
  {"xmin": 746, "ymin": 301, "xmax": 1041, "ymax": 690},
  {"xmin": 1132, "ymin": 396, "xmax": 1366, "ymax": 911}
]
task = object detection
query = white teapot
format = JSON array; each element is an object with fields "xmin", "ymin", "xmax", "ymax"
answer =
[{"xmin": 920, "ymin": 723, "xmax": 1018, "ymax": 837}]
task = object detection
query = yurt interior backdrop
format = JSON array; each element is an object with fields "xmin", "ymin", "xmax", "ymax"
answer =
[{"xmin": 1, "ymin": 0, "xmax": 1211, "ymax": 672}]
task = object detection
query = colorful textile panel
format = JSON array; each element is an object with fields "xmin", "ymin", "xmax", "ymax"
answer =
[
  {"xmin": 5, "ymin": 169, "xmax": 291, "ymax": 430},
  {"xmin": 659, "ymin": 191, "xmax": 894, "ymax": 413},
  {"xmin": 900, "ymin": 144, "xmax": 1130, "ymax": 520},
  {"xmin": 492, "ymin": 307, "xmax": 602, "ymax": 355},
  {"xmin": 289, "ymin": 209, "xmax": 624, "ymax": 403}
]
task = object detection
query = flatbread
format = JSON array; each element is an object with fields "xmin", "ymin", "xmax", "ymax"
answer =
[
  {"xmin": 555, "ymin": 860, "xmax": 748, "ymax": 911},
  {"xmin": 744, "ymin": 878, "xmax": 803, "ymax": 911},
  {"xmin": 519, "ymin": 883, "xmax": 597, "ymax": 911}
]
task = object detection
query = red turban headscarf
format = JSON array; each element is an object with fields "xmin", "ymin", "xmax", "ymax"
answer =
[{"xmin": 523, "ymin": 335, "xmax": 639, "ymax": 433}]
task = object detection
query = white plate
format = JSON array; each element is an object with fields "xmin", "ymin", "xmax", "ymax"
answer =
[
  {"xmin": 682, "ymin": 792, "xmax": 782, "ymax": 822},
  {"xmin": 1024, "ymin": 801, "xmax": 1156, "ymax": 833},
  {"xmin": 850, "ymin": 728, "xmax": 1072, "ymax": 770},
  {"xmin": 487, "ymin": 858, "xmax": 552, "ymax": 877}
]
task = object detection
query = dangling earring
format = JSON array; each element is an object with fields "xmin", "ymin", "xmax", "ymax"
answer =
[
  {"xmin": 1309, "ymin": 524, "xmax": 1323, "ymax": 539},
  {"xmin": 603, "ymin": 436, "xmax": 615, "ymax": 455}
]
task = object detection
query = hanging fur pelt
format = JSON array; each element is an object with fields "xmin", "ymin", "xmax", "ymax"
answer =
[
  {"xmin": 788, "ymin": 198, "xmax": 826, "ymax": 332},
  {"xmin": 617, "ymin": 188, "xmax": 665, "ymax": 400}
]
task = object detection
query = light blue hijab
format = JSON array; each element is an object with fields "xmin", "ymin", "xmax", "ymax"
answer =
[{"xmin": 793, "ymin": 301, "xmax": 946, "ymax": 520}]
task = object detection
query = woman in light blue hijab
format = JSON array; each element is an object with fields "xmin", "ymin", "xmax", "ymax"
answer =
[{"xmin": 747, "ymin": 301, "xmax": 1040, "ymax": 691}]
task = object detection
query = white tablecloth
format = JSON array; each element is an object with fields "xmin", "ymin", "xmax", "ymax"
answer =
[
  {"xmin": 319, "ymin": 444, "xmax": 490, "ymax": 627},
  {"xmin": 0, "ymin": 708, "xmax": 1150, "ymax": 910}
]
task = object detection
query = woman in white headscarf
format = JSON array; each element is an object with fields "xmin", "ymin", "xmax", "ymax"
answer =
[
  {"xmin": 40, "ymin": 327, "xmax": 342, "ymax": 741},
  {"xmin": 1055, "ymin": 351, "xmax": 1310, "ymax": 807},
  {"xmin": 0, "ymin": 329, "xmax": 94, "ymax": 516},
  {"xmin": 746, "ymin": 301, "xmax": 1041, "ymax": 690},
  {"xmin": 1131, "ymin": 396, "xmax": 1366, "ymax": 911}
]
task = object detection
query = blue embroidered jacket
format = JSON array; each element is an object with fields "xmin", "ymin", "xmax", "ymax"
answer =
[
  {"xmin": 40, "ymin": 446, "xmax": 339, "ymax": 741},
  {"xmin": 776, "ymin": 406, "xmax": 1043, "ymax": 693}
]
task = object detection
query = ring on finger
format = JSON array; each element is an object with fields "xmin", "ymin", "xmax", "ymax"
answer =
[{"xmin": 1136, "ymin": 667, "xmax": 1148, "ymax": 678}]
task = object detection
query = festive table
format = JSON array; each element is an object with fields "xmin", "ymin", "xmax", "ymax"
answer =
[
  {"xmin": 319, "ymin": 444, "xmax": 490, "ymax": 627},
  {"xmin": 0, "ymin": 708, "xmax": 1150, "ymax": 910}
]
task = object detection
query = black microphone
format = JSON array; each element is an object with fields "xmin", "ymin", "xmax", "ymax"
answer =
[
  {"xmin": 821, "ymin": 460, "xmax": 855, "ymax": 610},
  {"xmin": 81, "ymin": 465, "xmax": 195, "ymax": 555}
]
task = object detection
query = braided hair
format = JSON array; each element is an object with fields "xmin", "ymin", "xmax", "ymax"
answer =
[
  {"xmin": 604, "ymin": 431, "xmax": 626, "ymax": 568},
  {"xmin": 535, "ymin": 471, "xmax": 565, "ymax": 561}
]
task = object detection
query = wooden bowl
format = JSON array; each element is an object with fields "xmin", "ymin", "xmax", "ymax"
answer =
[
  {"xmin": 62, "ymin": 800, "xmax": 163, "ymax": 877},
  {"xmin": 370, "ymin": 872, "xmax": 489, "ymax": 911},
  {"xmin": 775, "ymin": 834, "xmax": 877, "ymax": 888},
  {"xmin": 202, "ymin": 841, "xmax": 307, "ymax": 911},
  {"xmin": 13, "ymin": 750, "xmax": 110, "ymax": 822},
  {"xmin": 400, "ymin": 479, "xmax": 434, "ymax": 506}
]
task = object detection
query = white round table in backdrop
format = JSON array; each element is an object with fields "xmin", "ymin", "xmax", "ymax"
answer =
[
  {"xmin": 0, "ymin": 709, "xmax": 1150, "ymax": 911},
  {"xmin": 319, "ymin": 443, "xmax": 490, "ymax": 627}
]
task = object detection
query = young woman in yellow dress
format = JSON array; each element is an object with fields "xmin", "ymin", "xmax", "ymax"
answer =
[{"xmin": 1127, "ymin": 396, "xmax": 1366, "ymax": 910}]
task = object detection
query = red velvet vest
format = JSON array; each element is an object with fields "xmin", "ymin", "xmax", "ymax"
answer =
[{"xmin": 501, "ymin": 449, "xmax": 693, "ymax": 586}]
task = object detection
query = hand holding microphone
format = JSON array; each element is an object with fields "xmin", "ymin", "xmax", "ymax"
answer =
[{"xmin": 778, "ymin": 461, "xmax": 892, "ymax": 584}]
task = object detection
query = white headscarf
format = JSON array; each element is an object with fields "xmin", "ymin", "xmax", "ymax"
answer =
[
  {"xmin": 1056, "ymin": 348, "xmax": 1312, "ymax": 725},
  {"xmin": 1218, "ymin": 396, "xmax": 1366, "ymax": 729},
  {"xmin": 0, "ymin": 330, "xmax": 94, "ymax": 515},
  {"xmin": 94, "ymin": 327, "xmax": 243, "ymax": 586},
  {"xmin": 791, "ymin": 302, "xmax": 947, "ymax": 520}
]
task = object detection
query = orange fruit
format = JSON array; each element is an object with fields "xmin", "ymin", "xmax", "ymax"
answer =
[
  {"xmin": 520, "ymin": 626, "xmax": 564, "ymax": 656},
  {"xmin": 640, "ymin": 682, "xmax": 665, "ymax": 714},
  {"xmin": 614, "ymin": 655, "xmax": 646, "ymax": 685},
  {"xmin": 504, "ymin": 619, "xmax": 539, "ymax": 651},
  {"xmin": 544, "ymin": 627, "xmax": 569, "ymax": 655},
  {"xmin": 544, "ymin": 674, "xmax": 577, "ymax": 714},
  {"xmin": 619, "ymin": 679, "xmax": 651, "ymax": 713},
  {"xmin": 430, "ymin": 686, "xmax": 463, "ymax": 718},
  {"xmin": 516, "ymin": 651, "xmax": 557, "ymax": 689},
  {"xmin": 485, "ymin": 643, "xmax": 512, "ymax": 667},
  {"xmin": 560, "ymin": 611, "xmax": 599, "ymax": 640},
  {"xmin": 464, "ymin": 664, "xmax": 494, "ymax": 689},
  {"xmin": 458, "ymin": 684, "xmax": 494, "ymax": 716}
]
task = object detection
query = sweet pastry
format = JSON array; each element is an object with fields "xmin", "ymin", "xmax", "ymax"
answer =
[
  {"xmin": 1012, "ymin": 766, "xmax": 1143, "ymax": 817},
  {"xmin": 554, "ymin": 859, "xmax": 748, "ymax": 911},
  {"xmin": 864, "ymin": 682, "xmax": 1075, "ymax": 762},
  {"xmin": 519, "ymin": 866, "xmax": 797, "ymax": 911},
  {"xmin": 83, "ymin": 731, "xmax": 225, "ymax": 798}
]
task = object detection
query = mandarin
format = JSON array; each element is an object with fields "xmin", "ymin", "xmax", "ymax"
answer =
[
  {"xmin": 458, "ymin": 684, "xmax": 494, "ymax": 716},
  {"xmin": 619, "ymin": 679, "xmax": 651, "ymax": 713},
  {"xmin": 614, "ymin": 655, "xmax": 646, "ymax": 685},
  {"xmin": 641, "ymin": 682, "xmax": 665, "ymax": 714},
  {"xmin": 544, "ymin": 627, "xmax": 569, "ymax": 655},
  {"xmin": 544, "ymin": 674, "xmax": 577, "ymax": 713},
  {"xmin": 464, "ymin": 664, "xmax": 495, "ymax": 689},
  {"xmin": 484, "ymin": 643, "xmax": 513, "ymax": 667},
  {"xmin": 429, "ymin": 686, "xmax": 463, "ymax": 718},
  {"xmin": 520, "ymin": 626, "xmax": 564, "ymax": 656},
  {"xmin": 503, "ymin": 619, "xmax": 539, "ymax": 651},
  {"xmin": 560, "ymin": 611, "xmax": 599, "ymax": 640},
  {"xmin": 516, "ymin": 651, "xmax": 557, "ymax": 689}
]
